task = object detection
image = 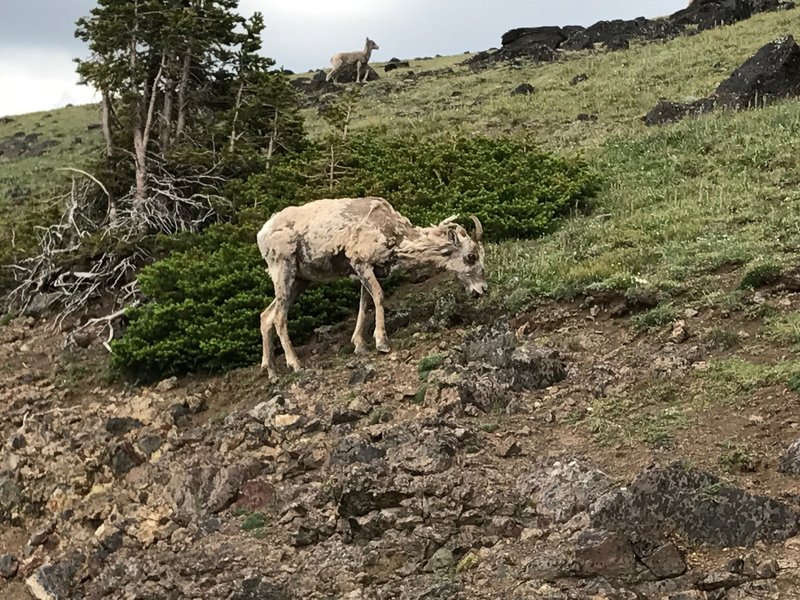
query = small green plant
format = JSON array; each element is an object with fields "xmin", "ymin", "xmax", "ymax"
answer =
[
  {"xmin": 765, "ymin": 313, "xmax": 800, "ymax": 345},
  {"xmin": 631, "ymin": 303, "xmax": 677, "ymax": 332},
  {"xmin": 704, "ymin": 327, "xmax": 740, "ymax": 350},
  {"xmin": 739, "ymin": 263, "xmax": 782, "ymax": 289},
  {"xmin": 455, "ymin": 552, "xmax": 480, "ymax": 574},
  {"xmin": 0, "ymin": 313, "xmax": 12, "ymax": 327},
  {"xmin": 412, "ymin": 384, "xmax": 429, "ymax": 405},
  {"xmin": 418, "ymin": 353, "xmax": 446, "ymax": 380},
  {"xmin": 787, "ymin": 373, "xmax": 800, "ymax": 394},
  {"xmin": 718, "ymin": 441, "xmax": 758, "ymax": 473},
  {"xmin": 241, "ymin": 511, "xmax": 268, "ymax": 532},
  {"xmin": 479, "ymin": 421, "xmax": 500, "ymax": 433}
]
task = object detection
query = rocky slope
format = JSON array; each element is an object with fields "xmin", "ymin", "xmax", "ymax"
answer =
[{"xmin": 4, "ymin": 277, "xmax": 800, "ymax": 599}]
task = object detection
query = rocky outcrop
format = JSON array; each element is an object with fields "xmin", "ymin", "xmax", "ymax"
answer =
[
  {"xmin": 465, "ymin": 0, "xmax": 794, "ymax": 69},
  {"xmin": 645, "ymin": 36, "xmax": 800, "ymax": 125},
  {"xmin": 0, "ymin": 132, "xmax": 58, "ymax": 161}
]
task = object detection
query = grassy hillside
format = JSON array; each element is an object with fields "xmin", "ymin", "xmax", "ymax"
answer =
[
  {"xmin": 1, "ymin": 7, "xmax": 799, "ymax": 311},
  {"xmin": 0, "ymin": 104, "xmax": 101, "ymax": 210},
  {"xmin": 312, "ymin": 8, "xmax": 800, "ymax": 147}
]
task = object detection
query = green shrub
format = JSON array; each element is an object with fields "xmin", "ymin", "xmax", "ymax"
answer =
[
  {"xmin": 233, "ymin": 132, "xmax": 600, "ymax": 241},
  {"xmin": 739, "ymin": 262, "xmax": 782, "ymax": 289},
  {"xmin": 631, "ymin": 302, "xmax": 677, "ymax": 332},
  {"xmin": 338, "ymin": 134, "xmax": 599, "ymax": 240},
  {"xmin": 111, "ymin": 224, "xmax": 361, "ymax": 379}
]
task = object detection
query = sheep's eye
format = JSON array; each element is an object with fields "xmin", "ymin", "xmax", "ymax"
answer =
[{"xmin": 466, "ymin": 253, "xmax": 477, "ymax": 265}]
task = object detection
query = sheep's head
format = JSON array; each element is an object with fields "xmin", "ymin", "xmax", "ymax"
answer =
[
  {"xmin": 366, "ymin": 38, "xmax": 379, "ymax": 50},
  {"xmin": 438, "ymin": 215, "xmax": 487, "ymax": 297}
]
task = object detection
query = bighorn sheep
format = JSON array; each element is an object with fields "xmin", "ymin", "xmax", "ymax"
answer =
[
  {"xmin": 257, "ymin": 197, "xmax": 486, "ymax": 379},
  {"xmin": 326, "ymin": 37, "xmax": 379, "ymax": 84}
]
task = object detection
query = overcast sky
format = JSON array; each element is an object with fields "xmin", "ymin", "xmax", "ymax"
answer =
[{"xmin": 0, "ymin": 0, "xmax": 687, "ymax": 117}]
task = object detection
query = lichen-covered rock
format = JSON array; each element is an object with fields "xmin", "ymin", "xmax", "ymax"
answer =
[
  {"xmin": 778, "ymin": 437, "xmax": 800, "ymax": 475},
  {"xmin": 591, "ymin": 462, "xmax": 800, "ymax": 549}
]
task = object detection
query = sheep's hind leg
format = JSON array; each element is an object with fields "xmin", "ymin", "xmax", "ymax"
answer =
[
  {"xmin": 351, "ymin": 284, "xmax": 370, "ymax": 354},
  {"xmin": 355, "ymin": 265, "xmax": 390, "ymax": 353},
  {"xmin": 260, "ymin": 300, "xmax": 277, "ymax": 379},
  {"xmin": 269, "ymin": 262, "xmax": 308, "ymax": 373}
]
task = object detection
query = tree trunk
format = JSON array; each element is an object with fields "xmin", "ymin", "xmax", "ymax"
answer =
[
  {"xmin": 160, "ymin": 52, "xmax": 175, "ymax": 151},
  {"xmin": 176, "ymin": 47, "xmax": 192, "ymax": 139},
  {"xmin": 101, "ymin": 91, "xmax": 113, "ymax": 159},
  {"xmin": 265, "ymin": 109, "xmax": 279, "ymax": 171},
  {"xmin": 228, "ymin": 79, "xmax": 245, "ymax": 153}
]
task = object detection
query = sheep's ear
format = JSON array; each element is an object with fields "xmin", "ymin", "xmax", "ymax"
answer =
[{"xmin": 447, "ymin": 228, "xmax": 460, "ymax": 247}]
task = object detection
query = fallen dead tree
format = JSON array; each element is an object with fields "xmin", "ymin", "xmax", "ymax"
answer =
[{"xmin": 2, "ymin": 160, "xmax": 228, "ymax": 345}]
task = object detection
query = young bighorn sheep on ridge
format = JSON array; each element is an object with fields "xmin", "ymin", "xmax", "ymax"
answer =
[
  {"xmin": 326, "ymin": 37, "xmax": 379, "ymax": 84},
  {"xmin": 257, "ymin": 197, "xmax": 486, "ymax": 379}
]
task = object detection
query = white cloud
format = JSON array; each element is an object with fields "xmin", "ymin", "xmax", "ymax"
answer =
[{"xmin": 0, "ymin": 49, "xmax": 96, "ymax": 117}]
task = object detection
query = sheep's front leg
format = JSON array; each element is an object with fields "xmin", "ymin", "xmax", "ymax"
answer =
[
  {"xmin": 355, "ymin": 265, "xmax": 389, "ymax": 353},
  {"xmin": 357, "ymin": 61, "xmax": 363, "ymax": 84},
  {"xmin": 351, "ymin": 284, "xmax": 370, "ymax": 354}
]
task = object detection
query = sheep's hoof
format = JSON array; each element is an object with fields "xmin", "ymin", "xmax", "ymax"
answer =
[
  {"xmin": 287, "ymin": 360, "xmax": 302, "ymax": 373},
  {"xmin": 261, "ymin": 363, "xmax": 277, "ymax": 381},
  {"xmin": 353, "ymin": 345, "xmax": 369, "ymax": 355},
  {"xmin": 376, "ymin": 341, "xmax": 391, "ymax": 354}
]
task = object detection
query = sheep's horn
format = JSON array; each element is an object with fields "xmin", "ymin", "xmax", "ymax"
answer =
[{"xmin": 470, "ymin": 215, "xmax": 483, "ymax": 241}]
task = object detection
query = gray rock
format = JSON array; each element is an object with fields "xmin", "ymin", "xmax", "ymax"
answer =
[
  {"xmin": 424, "ymin": 547, "xmax": 455, "ymax": 572},
  {"xmin": 524, "ymin": 547, "xmax": 574, "ymax": 581},
  {"xmin": 107, "ymin": 442, "xmax": 143, "ymax": 477},
  {"xmin": 574, "ymin": 529, "xmax": 636, "ymax": 577},
  {"xmin": 779, "ymin": 437, "xmax": 800, "ymax": 474},
  {"xmin": 509, "ymin": 343, "xmax": 567, "ymax": 391},
  {"xmin": 519, "ymin": 460, "xmax": 614, "ymax": 524},
  {"xmin": 155, "ymin": 376, "xmax": 178, "ymax": 392},
  {"xmin": 136, "ymin": 434, "xmax": 163, "ymax": 457},
  {"xmin": 643, "ymin": 542, "xmax": 687, "ymax": 579},
  {"xmin": 105, "ymin": 417, "xmax": 143, "ymax": 435},
  {"xmin": 591, "ymin": 462, "xmax": 800, "ymax": 549},
  {"xmin": 0, "ymin": 554, "xmax": 19, "ymax": 579},
  {"xmin": 511, "ymin": 83, "xmax": 536, "ymax": 96},
  {"xmin": 348, "ymin": 363, "xmax": 376, "ymax": 385},
  {"xmin": 25, "ymin": 551, "xmax": 84, "ymax": 600}
]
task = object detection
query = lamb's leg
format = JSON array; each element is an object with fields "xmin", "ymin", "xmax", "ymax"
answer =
[
  {"xmin": 351, "ymin": 284, "xmax": 371, "ymax": 354},
  {"xmin": 327, "ymin": 59, "xmax": 340, "ymax": 83},
  {"xmin": 356, "ymin": 61, "xmax": 362, "ymax": 84},
  {"xmin": 355, "ymin": 265, "xmax": 389, "ymax": 353},
  {"xmin": 260, "ymin": 300, "xmax": 277, "ymax": 379}
]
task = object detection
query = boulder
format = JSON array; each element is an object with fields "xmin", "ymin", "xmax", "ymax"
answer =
[
  {"xmin": 778, "ymin": 436, "xmax": 800, "ymax": 474},
  {"xmin": 0, "ymin": 554, "xmax": 19, "ymax": 579},
  {"xmin": 511, "ymin": 83, "xmax": 536, "ymax": 96},
  {"xmin": 574, "ymin": 529, "xmax": 637, "ymax": 577},
  {"xmin": 643, "ymin": 542, "xmax": 688, "ymax": 579},
  {"xmin": 562, "ymin": 17, "xmax": 681, "ymax": 52},
  {"xmin": 643, "ymin": 98, "xmax": 714, "ymax": 126},
  {"xmin": 671, "ymin": 0, "xmax": 754, "ymax": 31},
  {"xmin": 591, "ymin": 462, "xmax": 800, "ymax": 549},
  {"xmin": 519, "ymin": 460, "xmax": 614, "ymax": 524},
  {"xmin": 384, "ymin": 60, "xmax": 410, "ymax": 72},
  {"xmin": 501, "ymin": 26, "xmax": 568, "ymax": 50},
  {"xmin": 715, "ymin": 35, "xmax": 800, "ymax": 109}
]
